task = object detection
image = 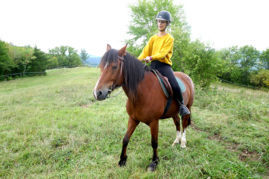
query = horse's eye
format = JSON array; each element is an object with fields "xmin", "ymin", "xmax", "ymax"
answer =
[{"xmin": 112, "ymin": 66, "xmax": 117, "ymax": 70}]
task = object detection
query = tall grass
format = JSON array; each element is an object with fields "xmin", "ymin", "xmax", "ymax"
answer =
[{"xmin": 0, "ymin": 67, "xmax": 268, "ymax": 178}]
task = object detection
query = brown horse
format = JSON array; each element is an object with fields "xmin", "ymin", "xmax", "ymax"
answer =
[{"xmin": 93, "ymin": 44, "xmax": 194, "ymax": 171}]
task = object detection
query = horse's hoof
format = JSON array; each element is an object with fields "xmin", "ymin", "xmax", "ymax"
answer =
[
  {"xmin": 180, "ymin": 143, "xmax": 186, "ymax": 148},
  {"xmin": 147, "ymin": 163, "xmax": 157, "ymax": 172},
  {"xmin": 118, "ymin": 159, "xmax": 126, "ymax": 167},
  {"xmin": 147, "ymin": 159, "xmax": 159, "ymax": 172},
  {"xmin": 118, "ymin": 156, "xmax": 127, "ymax": 167}
]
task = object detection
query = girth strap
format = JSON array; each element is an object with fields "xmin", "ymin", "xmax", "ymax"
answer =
[{"xmin": 162, "ymin": 96, "xmax": 173, "ymax": 117}]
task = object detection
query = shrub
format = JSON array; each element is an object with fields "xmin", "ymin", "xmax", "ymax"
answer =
[{"xmin": 250, "ymin": 69, "xmax": 269, "ymax": 88}]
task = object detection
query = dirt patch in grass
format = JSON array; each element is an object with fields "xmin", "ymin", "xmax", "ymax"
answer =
[
  {"xmin": 191, "ymin": 123, "xmax": 261, "ymax": 162},
  {"xmin": 239, "ymin": 150, "xmax": 260, "ymax": 161}
]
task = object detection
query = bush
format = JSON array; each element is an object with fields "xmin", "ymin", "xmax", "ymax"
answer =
[
  {"xmin": 179, "ymin": 41, "xmax": 218, "ymax": 88},
  {"xmin": 250, "ymin": 69, "xmax": 269, "ymax": 88}
]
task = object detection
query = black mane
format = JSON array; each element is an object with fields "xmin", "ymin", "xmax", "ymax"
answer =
[{"xmin": 100, "ymin": 49, "xmax": 149, "ymax": 100}]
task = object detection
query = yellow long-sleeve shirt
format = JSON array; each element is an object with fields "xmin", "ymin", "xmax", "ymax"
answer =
[{"xmin": 138, "ymin": 33, "xmax": 174, "ymax": 66}]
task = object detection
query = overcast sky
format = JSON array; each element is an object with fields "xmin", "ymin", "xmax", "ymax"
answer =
[{"xmin": 1, "ymin": 0, "xmax": 268, "ymax": 56}]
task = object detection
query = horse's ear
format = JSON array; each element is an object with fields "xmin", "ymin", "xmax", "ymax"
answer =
[
  {"xmin": 106, "ymin": 44, "xmax": 112, "ymax": 51},
  {"xmin": 118, "ymin": 44, "xmax": 128, "ymax": 56}
]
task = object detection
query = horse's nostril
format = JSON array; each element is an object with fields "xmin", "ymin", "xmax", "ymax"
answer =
[{"xmin": 97, "ymin": 90, "xmax": 102, "ymax": 97}]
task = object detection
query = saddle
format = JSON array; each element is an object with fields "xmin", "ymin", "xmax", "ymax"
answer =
[
  {"xmin": 151, "ymin": 69, "xmax": 173, "ymax": 98},
  {"xmin": 151, "ymin": 69, "xmax": 174, "ymax": 116}
]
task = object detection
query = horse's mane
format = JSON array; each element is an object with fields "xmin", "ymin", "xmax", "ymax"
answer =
[{"xmin": 100, "ymin": 49, "xmax": 150, "ymax": 100}]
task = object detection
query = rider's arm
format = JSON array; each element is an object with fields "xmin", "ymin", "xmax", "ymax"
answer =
[{"xmin": 138, "ymin": 36, "xmax": 154, "ymax": 60}]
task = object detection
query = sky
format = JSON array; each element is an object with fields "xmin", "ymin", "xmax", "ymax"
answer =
[{"xmin": 1, "ymin": 0, "xmax": 268, "ymax": 56}]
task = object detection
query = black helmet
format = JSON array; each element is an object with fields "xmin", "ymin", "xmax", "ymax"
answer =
[{"xmin": 156, "ymin": 10, "xmax": 171, "ymax": 23}]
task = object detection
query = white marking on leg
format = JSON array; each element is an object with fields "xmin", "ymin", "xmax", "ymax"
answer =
[
  {"xmin": 172, "ymin": 131, "xmax": 182, "ymax": 147},
  {"xmin": 181, "ymin": 130, "xmax": 187, "ymax": 148},
  {"xmin": 93, "ymin": 77, "xmax": 100, "ymax": 99}
]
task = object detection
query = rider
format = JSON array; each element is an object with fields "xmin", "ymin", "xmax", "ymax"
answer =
[{"xmin": 138, "ymin": 10, "xmax": 190, "ymax": 119}]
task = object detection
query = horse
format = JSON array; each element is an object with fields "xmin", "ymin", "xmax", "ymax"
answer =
[{"xmin": 93, "ymin": 44, "xmax": 194, "ymax": 171}]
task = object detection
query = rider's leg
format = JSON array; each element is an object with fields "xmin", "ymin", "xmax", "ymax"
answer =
[{"xmin": 150, "ymin": 61, "xmax": 190, "ymax": 118}]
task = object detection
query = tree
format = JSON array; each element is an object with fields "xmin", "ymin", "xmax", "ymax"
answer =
[
  {"xmin": 47, "ymin": 56, "xmax": 58, "ymax": 69},
  {"xmin": 6, "ymin": 45, "xmax": 33, "ymax": 74},
  {"xmin": 28, "ymin": 47, "xmax": 48, "ymax": 73},
  {"xmin": 49, "ymin": 46, "xmax": 68, "ymax": 67},
  {"xmin": 49, "ymin": 46, "xmax": 82, "ymax": 68},
  {"xmin": 66, "ymin": 47, "xmax": 81, "ymax": 67},
  {"xmin": 216, "ymin": 48, "xmax": 233, "ymax": 81},
  {"xmin": 80, "ymin": 49, "xmax": 89, "ymax": 63},
  {"xmin": 0, "ymin": 41, "xmax": 13, "ymax": 76},
  {"xmin": 170, "ymin": 26, "xmax": 191, "ymax": 72},
  {"xmin": 182, "ymin": 40, "xmax": 218, "ymax": 88},
  {"xmin": 239, "ymin": 46, "xmax": 259, "ymax": 70},
  {"xmin": 260, "ymin": 49, "xmax": 269, "ymax": 70},
  {"xmin": 217, "ymin": 46, "xmax": 260, "ymax": 85}
]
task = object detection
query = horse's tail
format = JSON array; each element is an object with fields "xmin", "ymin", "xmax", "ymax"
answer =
[
  {"xmin": 185, "ymin": 74, "xmax": 195, "ymax": 104},
  {"xmin": 184, "ymin": 73, "xmax": 194, "ymax": 127},
  {"xmin": 187, "ymin": 116, "xmax": 191, "ymax": 126}
]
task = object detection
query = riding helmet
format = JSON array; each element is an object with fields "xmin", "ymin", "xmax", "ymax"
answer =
[{"xmin": 156, "ymin": 10, "xmax": 172, "ymax": 23}]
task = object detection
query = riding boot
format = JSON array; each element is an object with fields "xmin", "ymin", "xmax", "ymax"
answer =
[{"xmin": 177, "ymin": 100, "xmax": 190, "ymax": 119}]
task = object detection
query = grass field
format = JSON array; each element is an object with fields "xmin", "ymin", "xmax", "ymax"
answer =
[{"xmin": 0, "ymin": 67, "xmax": 268, "ymax": 178}]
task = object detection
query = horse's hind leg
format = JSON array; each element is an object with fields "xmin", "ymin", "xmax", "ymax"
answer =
[
  {"xmin": 181, "ymin": 121, "xmax": 187, "ymax": 148},
  {"xmin": 119, "ymin": 117, "xmax": 139, "ymax": 167},
  {"xmin": 172, "ymin": 115, "xmax": 181, "ymax": 146},
  {"xmin": 181, "ymin": 106, "xmax": 191, "ymax": 148}
]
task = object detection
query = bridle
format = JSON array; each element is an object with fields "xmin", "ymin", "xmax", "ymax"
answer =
[{"xmin": 107, "ymin": 55, "xmax": 125, "ymax": 96}]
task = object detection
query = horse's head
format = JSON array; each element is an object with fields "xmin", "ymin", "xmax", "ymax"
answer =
[{"xmin": 93, "ymin": 44, "xmax": 127, "ymax": 100}]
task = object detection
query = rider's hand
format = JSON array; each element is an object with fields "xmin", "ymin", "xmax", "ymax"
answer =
[{"xmin": 144, "ymin": 56, "xmax": 152, "ymax": 63}]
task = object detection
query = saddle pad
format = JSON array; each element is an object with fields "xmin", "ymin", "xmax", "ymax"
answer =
[{"xmin": 176, "ymin": 77, "xmax": 186, "ymax": 93}]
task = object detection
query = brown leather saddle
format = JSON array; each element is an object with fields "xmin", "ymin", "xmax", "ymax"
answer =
[{"xmin": 151, "ymin": 69, "xmax": 173, "ymax": 98}]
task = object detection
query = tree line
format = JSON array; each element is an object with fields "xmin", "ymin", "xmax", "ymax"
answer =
[
  {"xmin": 0, "ymin": 41, "xmax": 90, "ymax": 80},
  {"xmin": 1, "ymin": 0, "xmax": 268, "ymax": 88},
  {"xmin": 126, "ymin": 0, "xmax": 269, "ymax": 88}
]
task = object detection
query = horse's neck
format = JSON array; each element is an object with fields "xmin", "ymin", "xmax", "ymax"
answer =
[{"xmin": 122, "ymin": 71, "xmax": 157, "ymax": 104}]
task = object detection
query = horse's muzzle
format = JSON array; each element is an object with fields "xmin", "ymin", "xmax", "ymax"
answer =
[{"xmin": 93, "ymin": 88, "xmax": 110, "ymax": 100}]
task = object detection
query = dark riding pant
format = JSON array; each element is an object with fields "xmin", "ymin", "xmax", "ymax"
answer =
[{"xmin": 150, "ymin": 60, "xmax": 183, "ymax": 104}]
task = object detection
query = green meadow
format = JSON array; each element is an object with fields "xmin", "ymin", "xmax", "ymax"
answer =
[{"xmin": 0, "ymin": 67, "xmax": 268, "ymax": 178}]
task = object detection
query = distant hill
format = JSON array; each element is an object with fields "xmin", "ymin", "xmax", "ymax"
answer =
[{"xmin": 83, "ymin": 55, "xmax": 101, "ymax": 67}]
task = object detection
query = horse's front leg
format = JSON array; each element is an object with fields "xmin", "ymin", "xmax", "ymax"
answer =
[
  {"xmin": 118, "ymin": 117, "xmax": 139, "ymax": 167},
  {"xmin": 147, "ymin": 120, "xmax": 159, "ymax": 172}
]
